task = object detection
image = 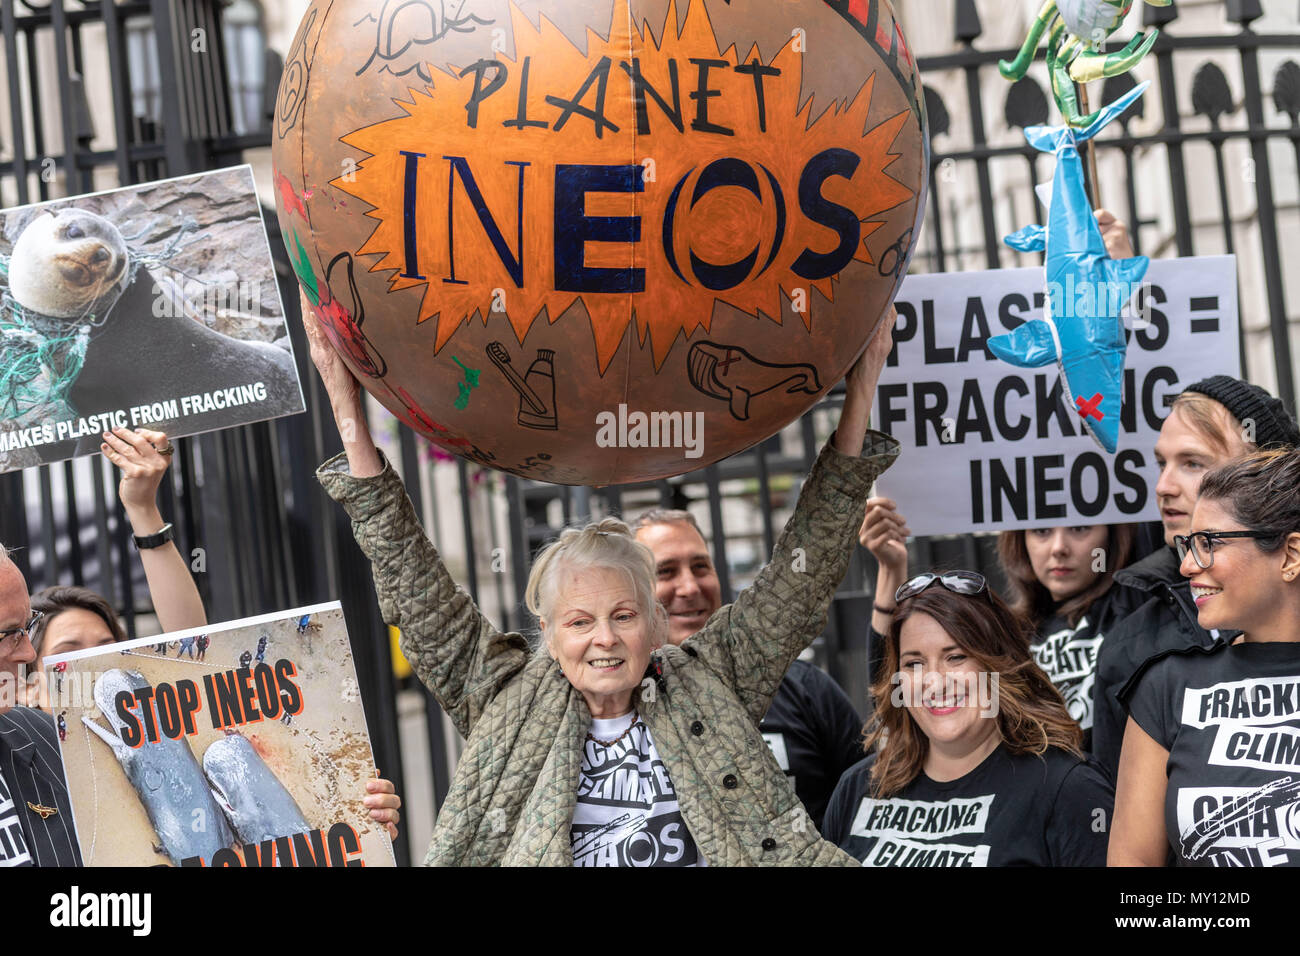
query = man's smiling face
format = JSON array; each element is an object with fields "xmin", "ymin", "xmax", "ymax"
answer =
[{"xmin": 635, "ymin": 520, "xmax": 722, "ymax": 645}]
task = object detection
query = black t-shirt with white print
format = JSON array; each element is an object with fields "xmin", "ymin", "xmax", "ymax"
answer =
[
  {"xmin": 570, "ymin": 711, "xmax": 704, "ymax": 867},
  {"xmin": 1124, "ymin": 639, "xmax": 1300, "ymax": 867},
  {"xmin": 1032, "ymin": 586, "xmax": 1140, "ymax": 753},
  {"xmin": 822, "ymin": 743, "xmax": 1113, "ymax": 866},
  {"xmin": 759, "ymin": 660, "xmax": 863, "ymax": 831},
  {"xmin": 1033, "ymin": 611, "xmax": 1103, "ymax": 746}
]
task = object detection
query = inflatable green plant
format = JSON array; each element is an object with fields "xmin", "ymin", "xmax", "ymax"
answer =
[{"xmin": 999, "ymin": 0, "xmax": 1171, "ymax": 125}]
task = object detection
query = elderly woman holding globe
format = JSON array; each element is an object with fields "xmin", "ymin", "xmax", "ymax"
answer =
[
  {"xmin": 277, "ymin": 0, "xmax": 926, "ymax": 867},
  {"xmin": 303, "ymin": 287, "xmax": 899, "ymax": 866}
]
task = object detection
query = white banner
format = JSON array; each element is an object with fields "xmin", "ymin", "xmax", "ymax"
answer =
[{"xmin": 875, "ymin": 256, "xmax": 1239, "ymax": 535}]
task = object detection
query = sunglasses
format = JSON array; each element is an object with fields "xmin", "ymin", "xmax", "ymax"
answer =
[
  {"xmin": 895, "ymin": 571, "xmax": 989, "ymax": 604},
  {"xmin": 1174, "ymin": 530, "xmax": 1274, "ymax": 570}
]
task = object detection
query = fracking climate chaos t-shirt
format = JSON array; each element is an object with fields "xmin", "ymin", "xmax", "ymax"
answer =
[
  {"xmin": 821, "ymin": 744, "xmax": 1113, "ymax": 866},
  {"xmin": 570, "ymin": 712, "xmax": 704, "ymax": 867},
  {"xmin": 1124, "ymin": 639, "xmax": 1300, "ymax": 867},
  {"xmin": 1034, "ymin": 612, "xmax": 1105, "ymax": 747}
]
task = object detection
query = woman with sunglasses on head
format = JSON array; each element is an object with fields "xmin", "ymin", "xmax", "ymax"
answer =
[
  {"xmin": 823, "ymin": 571, "xmax": 1114, "ymax": 866},
  {"xmin": 861, "ymin": 501, "xmax": 1139, "ymax": 751},
  {"xmin": 1110, "ymin": 449, "xmax": 1300, "ymax": 866}
]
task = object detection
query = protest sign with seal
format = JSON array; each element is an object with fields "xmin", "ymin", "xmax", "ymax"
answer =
[
  {"xmin": 46, "ymin": 602, "xmax": 393, "ymax": 868},
  {"xmin": 876, "ymin": 256, "xmax": 1239, "ymax": 536},
  {"xmin": 0, "ymin": 165, "xmax": 304, "ymax": 474}
]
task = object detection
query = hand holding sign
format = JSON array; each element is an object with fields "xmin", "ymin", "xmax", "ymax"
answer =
[
  {"xmin": 101, "ymin": 425, "xmax": 206, "ymax": 635},
  {"xmin": 103, "ymin": 426, "xmax": 174, "ymax": 524},
  {"xmin": 1095, "ymin": 209, "xmax": 1135, "ymax": 261},
  {"xmin": 364, "ymin": 773, "xmax": 401, "ymax": 841}
]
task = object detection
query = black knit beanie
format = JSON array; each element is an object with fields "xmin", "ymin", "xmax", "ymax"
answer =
[{"xmin": 1182, "ymin": 375, "xmax": 1300, "ymax": 450}]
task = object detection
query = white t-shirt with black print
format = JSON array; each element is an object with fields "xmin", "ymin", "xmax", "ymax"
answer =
[
  {"xmin": 570, "ymin": 711, "xmax": 705, "ymax": 867},
  {"xmin": 1125, "ymin": 639, "xmax": 1300, "ymax": 867},
  {"xmin": 822, "ymin": 744, "xmax": 1113, "ymax": 866},
  {"xmin": 0, "ymin": 765, "xmax": 34, "ymax": 867}
]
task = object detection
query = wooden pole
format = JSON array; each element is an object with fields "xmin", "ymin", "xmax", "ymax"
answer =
[{"xmin": 1078, "ymin": 82, "xmax": 1102, "ymax": 209}]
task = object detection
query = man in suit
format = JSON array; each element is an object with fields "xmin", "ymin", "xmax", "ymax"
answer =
[{"xmin": 0, "ymin": 545, "xmax": 82, "ymax": 866}]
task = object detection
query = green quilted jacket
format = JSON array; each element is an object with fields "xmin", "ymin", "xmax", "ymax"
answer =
[{"xmin": 318, "ymin": 430, "xmax": 898, "ymax": 866}]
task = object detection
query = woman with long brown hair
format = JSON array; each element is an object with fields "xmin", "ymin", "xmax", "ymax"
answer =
[
  {"xmin": 997, "ymin": 523, "xmax": 1140, "ymax": 749},
  {"xmin": 861, "ymin": 498, "xmax": 1140, "ymax": 752},
  {"xmin": 822, "ymin": 572, "xmax": 1113, "ymax": 866}
]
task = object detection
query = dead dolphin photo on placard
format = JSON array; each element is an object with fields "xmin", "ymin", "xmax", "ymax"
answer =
[
  {"xmin": 47, "ymin": 603, "xmax": 395, "ymax": 868},
  {"xmin": 0, "ymin": 164, "xmax": 304, "ymax": 474}
]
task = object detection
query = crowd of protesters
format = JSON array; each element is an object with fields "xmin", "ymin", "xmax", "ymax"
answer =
[
  {"xmin": 3, "ymin": 206, "xmax": 1300, "ymax": 868},
  {"xmin": 291, "ymin": 197, "xmax": 1300, "ymax": 867}
]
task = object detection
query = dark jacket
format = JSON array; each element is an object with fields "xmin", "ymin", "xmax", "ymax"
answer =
[
  {"xmin": 1091, "ymin": 547, "xmax": 1230, "ymax": 779},
  {"xmin": 0, "ymin": 706, "xmax": 82, "ymax": 866},
  {"xmin": 760, "ymin": 660, "xmax": 863, "ymax": 831}
]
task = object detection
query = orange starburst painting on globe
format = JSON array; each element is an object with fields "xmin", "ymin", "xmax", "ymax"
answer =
[{"xmin": 336, "ymin": 0, "xmax": 916, "ymax": 375}]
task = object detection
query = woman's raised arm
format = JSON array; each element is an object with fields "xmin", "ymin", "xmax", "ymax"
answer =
[
  {"xmin": 688, "ymin": 310, "xmax": 900, "ymax": 722},
  {"xmin": 301, "ymin": 288, "xmax": 528, "ymax": 736},
  {"xmin": 102, "ymin": 426, "xmax": 206, "ymax": 634},
  {"xmin": 300, "ymin": 288, "xmax": 383, "ymax": 479}
]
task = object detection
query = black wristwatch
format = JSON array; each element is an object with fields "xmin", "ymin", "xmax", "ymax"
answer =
[{"xmin": 132, "ymin": 522, "xmax": 175, "ymax": 550}]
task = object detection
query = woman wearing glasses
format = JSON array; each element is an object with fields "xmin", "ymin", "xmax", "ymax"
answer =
[
  {"xmin": 822, "ymin": 571, "xmax": 1114, "ymax": 866},
  {"xmin": 1110, "ymin": 449, "xmax": 1300, "ymax": 866},
  {"xmin": 860, "ymin": 500, "xmax": 1139, "ymax": 751}
]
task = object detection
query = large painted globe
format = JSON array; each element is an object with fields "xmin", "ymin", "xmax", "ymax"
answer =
[{"xmin": 272, "ymin": 0, "xmax": 928, "ymax": 484}]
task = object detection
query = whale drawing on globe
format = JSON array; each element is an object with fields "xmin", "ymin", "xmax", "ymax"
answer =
[{"xmin": 273, "ymin": 0, "xmax": 928, "ymax": 484}]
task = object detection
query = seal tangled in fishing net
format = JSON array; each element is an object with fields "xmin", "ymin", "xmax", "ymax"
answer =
[
  {"xmin": 273, "ymin": 0, "xmax": 928, "ymax": 484},
  {"xmin": 0, "ymin": 209, "xmax": 126, "ymax": 425},
  {"xmin": 0, "ymin": 205, "xmax": 300, "ymax": 461}
]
